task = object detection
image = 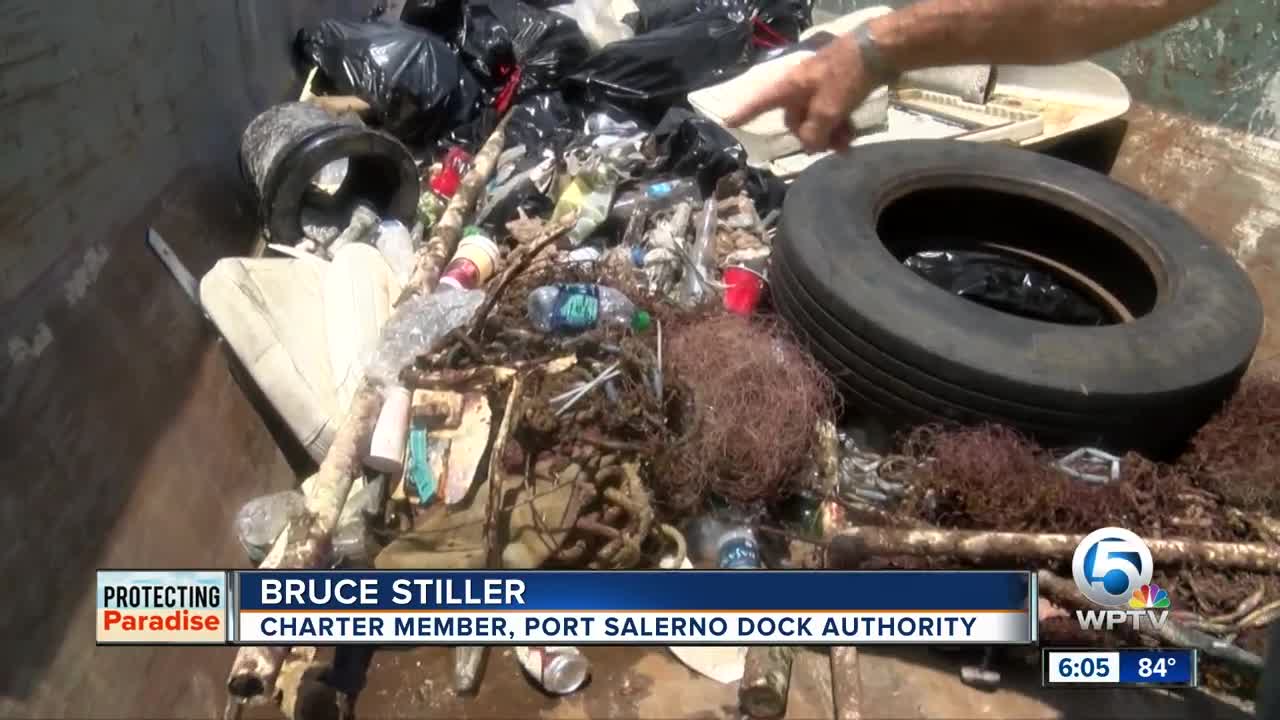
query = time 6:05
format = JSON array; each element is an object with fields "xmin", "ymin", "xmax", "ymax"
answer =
[{"xmin": 1058, "ymin": 656, "xmax": 1111, "ymax": 678}]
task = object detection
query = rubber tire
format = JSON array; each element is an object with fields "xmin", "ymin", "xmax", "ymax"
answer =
[{"xmin": 773, "ymin": 140, "xmax": 1263, "ymax": 457}]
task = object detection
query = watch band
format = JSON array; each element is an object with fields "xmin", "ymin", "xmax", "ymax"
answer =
[{"xmin": 851, "ymin": 23, "xmax": 898, "ymax": 87}]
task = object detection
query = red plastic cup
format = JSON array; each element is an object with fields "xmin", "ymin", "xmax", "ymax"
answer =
[{"xmin": 722, "ymin": 265, "xmax": 767, "ymax": 316}]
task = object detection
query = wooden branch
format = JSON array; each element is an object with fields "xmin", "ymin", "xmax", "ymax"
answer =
[
  {"xmin": 226, "ymin": 113, "xmax": 512, "ymax": 707},
  {"xmin": 828, "ymin": 526, "xmax": 1280, "ymax": 573},
  {"xmin": 740, "ymin": 646, "xmax": 795, "ymax": 718},
  {"xmin": 830, "ymin": 646, "xmax": 863, "ymax": 720},
  {"xmin": 398, "ymin": 114, "xmax": 512, "ymax": 307}
]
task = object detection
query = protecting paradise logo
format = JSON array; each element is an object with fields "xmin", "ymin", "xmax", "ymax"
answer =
[{"xmin": 1128, "ymin": 583, "xmax": 1171, "ymax": 610}]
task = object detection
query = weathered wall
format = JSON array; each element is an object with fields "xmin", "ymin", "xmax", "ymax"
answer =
[
  {"xmin": 0, "ymin": 1, "xmax": 374, "ymax": 717},
  {"xmin": 812, "ymin": 0, "xmax": 1280, "ymax": 137}
]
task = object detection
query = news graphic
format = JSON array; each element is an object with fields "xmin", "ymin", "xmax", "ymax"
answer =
[
  {"xmin": 97, "ymin": 571, "xmax": 230, "ymax": 645},
  {"xmin": 1042, "ymin": 648, "xmax": 1198, "ymax": 688},
  {"xmin": 231, "ymin": 570, "xmax": 1038, "ymax": 646},
  {"xmin": 1071, "ymin": 527, "xmax": 1171, "ymax": 633}
]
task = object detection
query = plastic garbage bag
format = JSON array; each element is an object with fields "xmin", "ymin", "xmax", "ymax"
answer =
[
  {"xmin": 903, "ymin": 250, "xmax": 1108, "ymax": 326},
  {"xmin": 457, "ymin": 0, "xmax": 592, "ymax": 101},
  {"xmin": 627, "ymin": 0, "xmax": 808, "ymax": 38},
  {"xmin": 567, "ymin": 9, "xmax": 753, "ymax": 111},
  {"xmin": 648, "ymin": 107, "xmax": 747, "ymax": 193},
  {"xmin": 296, "ymin": 20, "xmax": 482, "ymax": 143},
  {"xmin": 402, "ymin": 0, "xmax": 465, "ymax": 38},
  {"xmin": 550, "ymin": 0, "xmax": 636, "ymax": 51},
  {"xmin": 507, "ymin": 91, "xmax": 585, "ymax": 156}
]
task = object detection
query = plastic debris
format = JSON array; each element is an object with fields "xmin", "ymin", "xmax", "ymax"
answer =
[
  {"xmin": 903, "ymin": 249, "xmax": 1109, "ymax": 326},
  {"xmin": 374, "ymin": 220, "xmax": 416, "ymax": 286},
  {"xmin": 527, "ymin": 284, "xmax": 652, "ymax": 334},
  {"xmin": 365, "ymin": 288, "xmax": 486, "ymax": 389},
  {"xmin": 640, "ymin": 202, "xmax": 692, "ymax": 295},
  {"xmin": 235, "ymin": 490, "xmax": 307, "ymax": 564}
]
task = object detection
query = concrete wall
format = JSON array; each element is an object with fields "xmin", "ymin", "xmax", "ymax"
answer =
[
  {"xmin": 812, "ymin": 0, "xmax": 1280, "ymax": 138},
  {"xmin": 0, "ymin": 1, "xmax": 375, "ymax": 717}
]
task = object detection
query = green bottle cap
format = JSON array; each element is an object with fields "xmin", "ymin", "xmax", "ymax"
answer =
[
  {"xmin": 631, "ymin": 310, "xmax": 652, "ymax": 332},
  {"xmin": 462, "ymin": 225, "xmax": 484, "ymax": 238}
]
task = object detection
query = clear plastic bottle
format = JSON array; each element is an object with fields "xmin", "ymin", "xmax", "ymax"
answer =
[
  {"xmin": 526, "ymin": 284, "xmax": 651, "ymax": 334},
  {"xmin": 609, "ymin": 177, "xmax": 702, "ymax": 226},
  {"xmin": 374, "ymin": 220, "xmax": 415, "ymax": 287}
]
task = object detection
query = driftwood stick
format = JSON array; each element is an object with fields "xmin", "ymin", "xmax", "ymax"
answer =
[
  {"xmin": 1036, "ymin": 571, "xmax": 1264, "ymax": 673},
  {"xmin": 828, "ymin": 526, "xmax": 1280, "ymax": 573},
  {"xmin": 398, "ymin": 114, "xmax": 512, "ymax": 307},
  {"xmin": 226, "ymin": 113, "xmax": 511, "ymax": 707},
  {"xmin": 830, "ymin": 646, "xmax": 863, "ymax": 720},
  {"xmin": 740, "ymin": 646, "xmax": 796, "ymax": 718},
  {"xmin": 226, "ymin": 386, "xmax": 381, "ymax": 701}
]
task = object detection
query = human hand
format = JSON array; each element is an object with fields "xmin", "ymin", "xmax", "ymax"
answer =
[{"xmin": 724, "ymin": 33, "xmax": 875, "ymax": 154}]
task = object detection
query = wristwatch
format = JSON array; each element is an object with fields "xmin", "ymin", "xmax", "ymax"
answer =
[{"xmin": 851, "ymin": 23, "xmax": 899, "ymax": 88}]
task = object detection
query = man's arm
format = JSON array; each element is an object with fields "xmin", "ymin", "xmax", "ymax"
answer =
[
  {"xmin": 727, "ymin": 0, "xmax": 1220, "ymax": 154},
  {"xmin": 869, "ymin": 0, "xmax": 1220, "ymax": 70}
]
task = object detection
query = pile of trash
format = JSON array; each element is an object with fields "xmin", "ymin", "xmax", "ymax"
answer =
[
  {"xmin": 203, "ymin": 0, "xmax": 1278, "ymax": 713},
  {"xmin": 209, "ymin": 0, "xmax": 840, "ymax": 711}
]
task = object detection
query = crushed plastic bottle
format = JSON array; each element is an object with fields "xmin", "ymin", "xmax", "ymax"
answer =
[
  {"xmin": 609, "ymin": 177, "xmax": 701, "ymax": 226},
  {"xmin": 235, "ymin": 490, "xmax": 307, "ymax": 564},
  {"xmin": 333, "ymin": 477, "xmax": 386, "ymax": 564},
  {"xmin": 374, "ymin": 220, "xmax": 415, "ymax": 286},
  {"xmin": 365, "ymin": 288, "xmax": 486, "ymax": 388},
  {"xmin": 527, "ymin": 284, "xmax": 651, "ymax": 335}
]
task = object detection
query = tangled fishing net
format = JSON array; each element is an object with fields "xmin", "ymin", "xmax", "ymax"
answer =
[{"xmin": 654, "ymin": 314, "xmax": 837, "ymax": 511}]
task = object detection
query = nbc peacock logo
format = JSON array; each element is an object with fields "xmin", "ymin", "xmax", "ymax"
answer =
[{"xmin": 1128, "ymin": 583, "xmax": 1172, "ymax": 610}]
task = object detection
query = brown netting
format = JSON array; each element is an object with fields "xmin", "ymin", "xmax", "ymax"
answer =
[
  {"xmin": 654, "ymin": 314, "xmax": 837, "ymax": 511},
  {"xmin": 1184, "ymin": 375, "xmax": 1280, "ymax": 512}
]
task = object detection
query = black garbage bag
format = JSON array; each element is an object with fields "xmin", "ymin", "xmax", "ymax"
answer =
[
  {"xmin": 647, "ymin": 107, "xmax": 747, "ymax": 194},
  {"xmin": 903, "ymin": 250, "xmax": 1109, "ymax": 326},
  {"xmin": 456, "ymin": 0, "xmax": 591, "ymax": 102},
  {"xmin": 296, "ymin": 20, "xmax": 482, "ymax": 144},
  {"xmin": 401, "ymin": 0, "xmax": 465, "ymax": 39},
  {"xmin": 626, "ymin": 0, "xmax": 810, "ymax": 41},
  {"xmin": 506, "ymin": 91, "xmax": 585, "ymax": 153},
  {"xmin": 567, "ymin": 10, "xmax": 752, "ymax": 110}
]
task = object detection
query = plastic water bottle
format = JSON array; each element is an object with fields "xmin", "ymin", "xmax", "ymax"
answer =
[
  {"xmin": 609, "ymin": 177, "xmax": 702, "ymax": 226},
  {"xmin": 374, "ymin": 220, "xmax": 415, "ymax": 286},
  {"xmin": 526, "ymin": 284, "xmax": 651, "ymax": 334}
]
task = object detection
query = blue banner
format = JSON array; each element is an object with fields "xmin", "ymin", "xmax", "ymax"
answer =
[
  {"xmin": 1117, "ymin": 649, "xmax": 1196, "ymax": 686},
  {"xmin": 236, "ymin": 570, "xmax": 1030, "ymax": 612}
]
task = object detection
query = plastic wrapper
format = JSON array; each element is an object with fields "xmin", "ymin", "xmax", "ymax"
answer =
[
  {"xmin": 903, "ymin": 250, "xmax": 1108, "ymax": 326},
  {"xmin": 566, "ymin": 10, "xmax": 753, "ymax": 111},
  {"xmin": 648, "ymin": 107, "xmax": 748, "ymax": 194},
  {"xmin": 365, "ymin": 289, "xmax": 487, "ymax": 388},
  {"xmin": 235, "ymin": 490, "xmax": 307, "ymax": 564},
  {"xmin": 457, "ymin": 0, "xmax": 592, "ymax": 99},
  {"xmin": 550, "ymin": 0, "xmax": 636, "ymax": 50},
  {"xmin": 296, "ymin": 20, "xmax": 482, "ymax": 144}
]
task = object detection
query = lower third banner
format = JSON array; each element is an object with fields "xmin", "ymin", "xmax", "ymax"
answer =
[{"xmin": 232, "ymin": 570, "xmax": 1035, "ymax": 646}]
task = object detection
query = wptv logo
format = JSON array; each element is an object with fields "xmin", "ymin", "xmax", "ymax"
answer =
[{"xmin": 1072, "ymin": 527, "xmax": 1171, "ymax": 632}]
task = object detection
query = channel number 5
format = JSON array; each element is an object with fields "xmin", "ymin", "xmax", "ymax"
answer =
[{"xmin": 1074, "ymin": 529, "xmax": 1153, "ymax": 607}]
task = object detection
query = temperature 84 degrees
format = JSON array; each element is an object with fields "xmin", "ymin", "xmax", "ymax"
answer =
[{"xmin": 1137, "ymin": 656, "xmax": 1176, "ymax": 678}]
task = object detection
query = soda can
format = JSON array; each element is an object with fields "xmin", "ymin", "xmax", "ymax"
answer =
[
  {"xmin": 515, "ymin": 646, "xmax": 590, "ymax": 694},
  {"xmin": 717, "ymin": 527, "xmax": 761, "ymax": 569},
  {"xmin": 722, "ymin": 265, "xmax": 767, "ymax": 316}
]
